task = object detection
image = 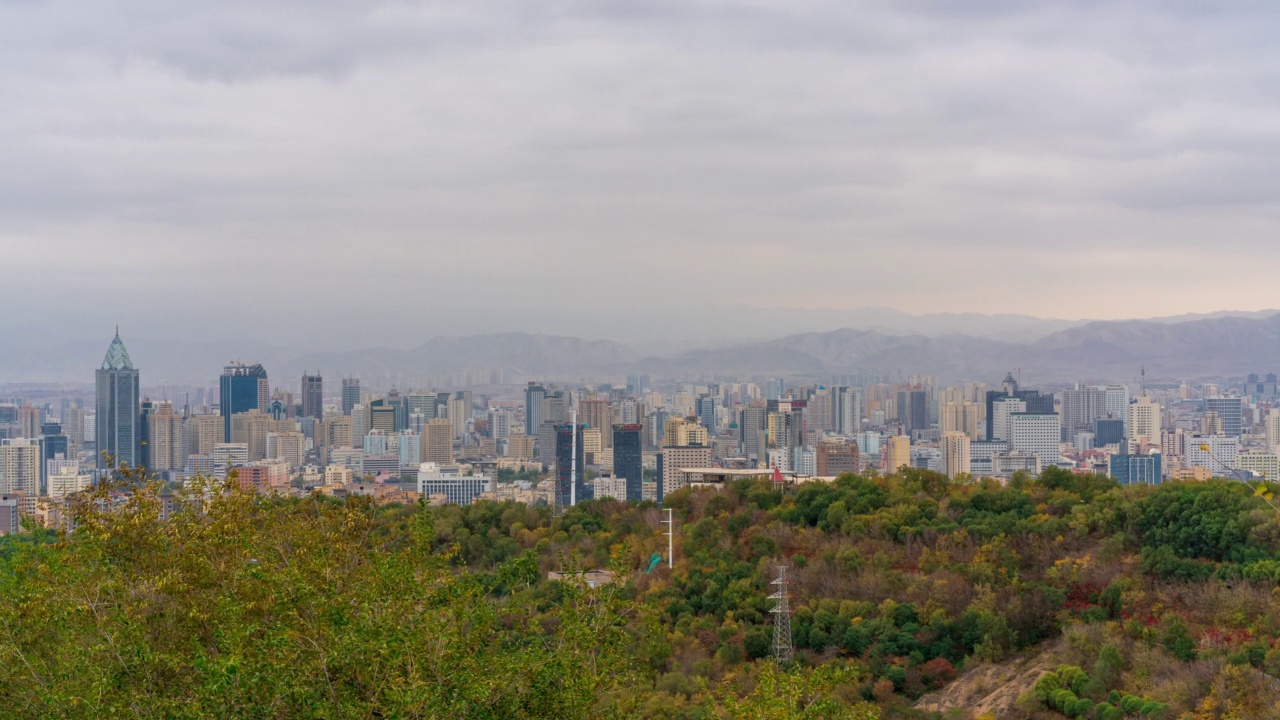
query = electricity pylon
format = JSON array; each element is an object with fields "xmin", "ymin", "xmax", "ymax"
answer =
[{"xmin": 769, "ymin": 565, "xmax": 793, "ymax": 665}]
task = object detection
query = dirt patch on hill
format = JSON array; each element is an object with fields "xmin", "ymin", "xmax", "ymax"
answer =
[{"xmin": 915, "ymin": 648, "xmax": 1058, "ymax": 719}]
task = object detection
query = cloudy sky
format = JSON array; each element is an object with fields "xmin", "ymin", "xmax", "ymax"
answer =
[{"xmin": 4, "ymin": 0, "xmax": 1280, "ymax": 347}]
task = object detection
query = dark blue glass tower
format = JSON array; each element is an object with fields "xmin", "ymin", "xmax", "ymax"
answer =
[
  {"xmin": 613, "ymin": 423, "xmax": 643, "ymax": 503},
  {"xmin": 95, "ymin": 330, "xmax": 140, "ymax": 469},
  {"xmin": 220, "ymin": 363, "xmax": 268, "ymax": 442}
]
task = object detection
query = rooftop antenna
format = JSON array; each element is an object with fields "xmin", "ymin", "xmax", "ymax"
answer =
[
  {"xmin": 1141, "ymin": 365, "xmax": 1147, "ymax": 397},
  {"xmin": 770, "ymin": 565, "xmax": 793, "ymax": 665}
]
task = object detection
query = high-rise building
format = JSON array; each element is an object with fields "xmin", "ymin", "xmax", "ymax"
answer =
[
  {"xmin": 579, "ymin": 399, "xmax": 613, "ymax": 447},
  {"xmin": 1109, "ymin": 453, "xmax": 1162, "ymax": 485},
  {"xmin": 506, "ymin": 435, "xmax": 536, "ymax": 460},
  {"xmin": 695, "ymin": 396, "xmax": 717, "ymax": 434},
  {"xmin": 885, "ymin": 435, "xmax": 910, "ymax": 473},
  {"xmin": 1127, "ymin": 396, "xmax": 1161, "ymax": 452},
  {"xmin": 341, "ymin": 378, "xmax": 361, "ymax": 416},
  {"xmin": 1094, "ymin": 418, "xmax": 1125, "ymax": 448},
  {"xmin": 612, "ymin": 424, "xmax": 643, "ymax": 503},
  {"xmin": 554, "ymin": 423, "xmax": 586, "ymax": 507},
  {"xmin": 446, "ymin": 396, "xmax": 468, "ymax": 439},
  {"xmin": 984, "ymin": 373, "xmax": 1052, "ymax": 441},
  {"xmin": 665, "ymin": 417, "xmax": 708, "ymax": 448},
  {"xmin": 397, "ymin": 429, "xmax": 421, "ymax": 468},
  {"xmin": 525, "ymin": 383, "xmax": 546, "ymax": 433},
  {"xmin": 940, "ymin": 401, "xmax": 981, "ymax": 441},
  {"xmin": 408, "ymin": 392, "xmax": 437, "ymax": 421},
  {"xmin": 989, "ymin": 397, "xmax": 1026, "ymax": 442},
  {"xmin": 147, "ymin": 402, "xmax": 184, "ymax": 474},
  {"xmin": 1205, "ymin": 397, "xmax": 1244, "ymax": 438},
  {"xmin": 138, "ymin": 399, "xmax": 157, "ymax": 469},
  {"xmin": 39, "ymin": 424, "xmax": 68, "ymax": 491},
  {"xmin": 424, "ymin": 418, "xmax": 454, "ymax": 465},
  {"xmin": 267, "ymin": 431, "xmax": 307, "ymax": 469},
  {"xmin": 301, "ymin": 374, "xmax": 323, "ymax": 420},
  {"xmin": 369, "ymin": 401, "xmax": 397, "ymax": 434},
  {"xmin": 1060, "ymin": 386, "xmax": 1107, "ymax": 442},
  {"xmin": 184, "ymin": 415, "xmax": 224, "ymax": 464},
  {"xmin": 62, "ymin": 405, "xmax": 85, "ymax": 456},
  {"xmin": 18, "ymin": 406, "xmax": 41, "ymax": 441},
  {"xmin": 1104, "ymin": 385, "xmax": 1130, "ymax": 420},
  {"xmin": 941, "ymin": 432, "xmax": 971, "ymax": 479},
  {"xmin": 95, "ymin": 330, "xmax": 140, "ymax": 469},
  {"xmin": 832, "ymin": 386, "xmax": 862, "ymax": 435},
  {"xmin": 1267, "ymin": 410, "xmax": 1280, "ymax": 452},
  {"xmin": 230, "ymin": 409, "xmax": 272, "ymax": 461},
  {"xmin": 318, "ymin": 415, "xmax": 353, "ymax": 465},
  {"xmin": 211, "ymin": 443, "xmax": 250, "ymax": 480},
  {"xmin": 659, "ymin": 444, "xmax": 712, "ymax": 498},
  {"xmin": 220, "ymin": 362, "xmax": 268, "ymax": 442},
  {"xmin": 0, "ymin": 438, "xmax": 41, "ymax": 494},
  {"xmin": 739, "ymin": 405, "xmax": 768, "ymax": 463},
  {"xmin": 488, "ymin": 409, "xmax": 512, "ymax": 440},
  {"xmin": 1008, "ymin": 412, "xmax": 1061, "ymax": 466},
  {"xmin": 1186, "ymin": 435, "xmax": 1238, "ymax": 475},
  {"xmin": 896, "ymin": 388, "xmax": 928, "ymax": 434},
  {"xmin": 1161, "ymin": 429, "xmax": 1186, "ymax": 459}
]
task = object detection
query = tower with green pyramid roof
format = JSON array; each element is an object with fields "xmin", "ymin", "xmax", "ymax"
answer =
[{"xmin": 95, "ymin": 328, "xmax": 140, "ymax": 469}]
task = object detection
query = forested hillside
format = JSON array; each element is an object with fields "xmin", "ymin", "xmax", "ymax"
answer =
[{"xmin": 1, "ymin": 467, "xmax": 1279, "ymax": 718}]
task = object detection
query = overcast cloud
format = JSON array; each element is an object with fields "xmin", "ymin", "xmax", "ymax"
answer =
[{"xmin": 4, "ymin": 0, "xmax": 1280, "ymax": 347}]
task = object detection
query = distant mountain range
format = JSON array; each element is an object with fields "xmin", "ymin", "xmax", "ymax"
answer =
[
  {"xmin": 643, "ymin": 313, "xmax": 1280, "ymax": 383},
  {"xmin": 5, "ymin": 310, "xmax": 1280, "ymax": 387}
]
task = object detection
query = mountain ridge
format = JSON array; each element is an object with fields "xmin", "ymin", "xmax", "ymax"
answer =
[{"xmin": 6, "ymin": 313, "xmax": 1280, "ymax": 386}]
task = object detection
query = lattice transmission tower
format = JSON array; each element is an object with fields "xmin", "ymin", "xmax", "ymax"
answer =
[{"xmin": 770, "ymin": 565, "xmax": 793, "ymax": 664}]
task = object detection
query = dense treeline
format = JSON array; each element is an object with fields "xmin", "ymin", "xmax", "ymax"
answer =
[{"xmin": 1, "ymin": 466, "xmax": 1280, "ymax": 718}]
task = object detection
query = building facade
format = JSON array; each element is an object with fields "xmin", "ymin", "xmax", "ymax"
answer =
[{"xmin": 95, "ymin": 330, "xmax": 140, "ymax": 468}]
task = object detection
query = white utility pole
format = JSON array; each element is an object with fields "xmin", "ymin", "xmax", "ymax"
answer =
[
  {"xmin": 663, "ymin": 508, "xmax": 674, "ymax": 569},
  {"xmin": 570, "ymin": 408, "xmax": 578, "ymax": 507}
]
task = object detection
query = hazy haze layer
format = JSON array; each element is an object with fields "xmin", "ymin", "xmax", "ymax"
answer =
[{"xmin": 4, "ymin": 1, "xmax": 1280, "ymax": 347}]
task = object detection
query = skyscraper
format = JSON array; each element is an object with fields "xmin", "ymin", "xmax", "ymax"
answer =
[
  {"xmin": 220, "ymin": 362, "xmax": 268, "ymax": 442},
  {"xmin": 423, "ymin": 418, "xmax": 454, "ymax": 465},
  {"xmin": 62, "ymin": 405, "xmax": 85, "ymax": 455},
  {"xmin": 1009, "ymin": 412, "xmax": 1062, "ymax": 466},
  {"xmin": 142, "ymin": 402, "xmax": 182, "ymax": 475},
  {"xmin": 1059, "ymin": 386, "xmax": 1107, "ymax": 442},
  {"xmin": 613, "ymin": 424, "xmax": 643, "ymax": 503},
  {"xmin": 1205, "ymin": 397, "xmax": 1244, "ymax": 438},
  {"xmin": 1127, "ymin": 396, "xmax": 1161, "ymax": 452},
  {"xmin": 941, "ymin": 432, "xmax": 971, "ymax": 479},
  {"xmin": 95, "ymin": 330, "xmax": 140, "ymax": 469},
  {"xmin": 554, "ymin": 423, "xmax": 586, "ymax": 507},
  {"xmin": 302, "ymin": 373, "xmax": 323, "ymax": 420},
  {"xmin": 984, "ymin": 373, "xmax": 1053, "ymax": 441},
  {"xmin": 0, "ymin": 438, "xmax": 41, "ymax": 494},
  {"xmin": 341, "ymin": 378, "xmax": 361, "ymax": 416},
  {"xmin": 579, "ymin": 398, "xmax": 612, "ymax": 447},
  {"xmin": 695, "ymin": 395, "xmax": 717, "ymax": 434},
  {"xmin": 525, "ymin": 383, "xmax": 546, "ymax": 433}
]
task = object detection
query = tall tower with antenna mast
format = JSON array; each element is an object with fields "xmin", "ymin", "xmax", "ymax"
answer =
[{"xmin": 770, "ymin": 565, "xmax": 793, "ymax": 665}]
